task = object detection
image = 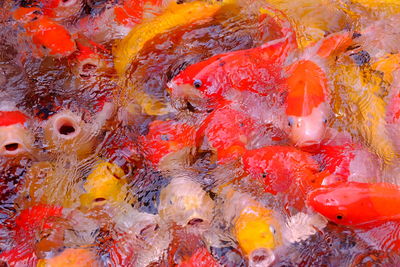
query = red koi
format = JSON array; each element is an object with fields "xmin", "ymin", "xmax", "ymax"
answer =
[
  {"xmin": 0, "ymin": 205, "xmax": 63, "ymax": 266},
  {"xmin": 167, "ymin": 7, "xmax": 297, "ymax": 111},
  {"xmin": 307, "ymin": 182, "xmax": 400, "ymax": 228},
  {"xmin": 139, "ymin": 120, "xmax": 196, "ymax": 166},
  {"xmin": 196, "ymin": 105, "xmax": 256, "ymax": 164}
]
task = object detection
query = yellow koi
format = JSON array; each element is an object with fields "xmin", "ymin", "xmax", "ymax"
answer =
[{"xmin": 114, "ymin": 0, "xmax": 234, "ymax": 76}]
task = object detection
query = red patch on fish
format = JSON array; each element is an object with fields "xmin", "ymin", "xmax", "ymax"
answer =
[
  {"xmin": 317, "ymin": 31, "xmax": 353, "ymax": 58},
  {"xmin": 179, "ymin": 247, "xmax": 220, "ymax": 267},
  {"xmin": 0, "ymin": 205, "xmax": 62, "ymax": 266},
  {"xmin": 0, "ymin": 111, "xmax": 28, "ymax": 127},
  {"xmin": 243, "ymin": 146, "xmax": 321, "ymax": 195},
  {"xmin": 197, "ymin": 106, "xmax": 256, "ymax": 163},
  {"xmin": 313, "ymin": 143, "xmax": 356, "ymax": 181},
  {"xmin": 25, "ymin": 16, "xmax": 76, "ymax": 56},
  {"xmin": 139, "ymin": 120, "xmax": 196, "ymax": 165}
]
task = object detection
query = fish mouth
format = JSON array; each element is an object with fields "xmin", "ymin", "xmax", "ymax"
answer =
[
  {"xmin": 52, "ymin": 114, "xmax": 82, "ymax": 140},
  {"xmin": 249, "ymin": 248, "xmax": 275, "ymax": 267},
  {"xmin": 167, "ymin": 81, "xmax": 209, "ymax": 113},
  {"xmin": 0, "ymin": 125, "xmax": 32, "ymax": 157}
]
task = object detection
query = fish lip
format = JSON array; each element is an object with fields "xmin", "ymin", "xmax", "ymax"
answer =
[{"xmin": 167, "ymin": 81, "xmax": 208, "ymax": 113}]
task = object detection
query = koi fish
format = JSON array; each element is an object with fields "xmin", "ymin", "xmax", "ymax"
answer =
[
  {"xmin": 307, "ymin": 182, "xmax": 400, "ymax": 228},
  {"xmin": 285, "ymin": 31, "xmax": 353, "ymax": 147},
  {"xmin": 80, "ymin": 162, "xmax": 134, "ymax": 208},
  {"xmin": 76, "ymin": 0, "xmax": 166, "ymax": 44},
  {"xmin": 70, "ymin": 39, "xmax": 110, "ymax": 79},
  {"xmin": 167, "ymin": 11, "xmax": 297, "ymax": 112},
  {"xmin": 263, "ymin": 0, "xmax": 353, "ymax": 48},
  {"xmin": 196, "ymin": 105, "xmax": 257, "ymax": 163},
  {"xmin": 138, "ymin": 120, "xmax": 196, "ymax": 166},
  {"xmin": 242, "ymin": 146, "xmax": 324, "ymax": 195},
  {"xmin": 285, "ymin": 59, "xmax": 329, "ymax": 147},
  {"xmin": 13, "ymin": 7, "xmax": 76, "ymax": 57},
  {"xmin": 347, "ymin": 0, "xmax": 400, "ymax": 15},
  {"xmin": 313, "ymin": 143, "xmax": 381, "ymax": 185},
  {"xmin": 0, "ymin": 205, "xmax": 63, "ymax": 266},
  {"xmin": 0, "ymin": 110, "xmax": 33, "ymax": 157},
  {"xmin": 234, "ymin": 205, "xmax": 280, "ymax": 265}
]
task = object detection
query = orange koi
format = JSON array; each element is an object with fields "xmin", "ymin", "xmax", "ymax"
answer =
[{"xmin": 285, "ymin": 31, "xmax": 353, "ymax": 147}]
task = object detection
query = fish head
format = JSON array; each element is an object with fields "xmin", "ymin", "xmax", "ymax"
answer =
[
  {"xmin": 25, "ymin": 16, "xmax": 76, "ymax": 57},
  {"xmin": 167, "ymin": 58, "xmax": 223, "ymax": 112},
  {"xmin": 286, "ymin": 60, "xmax": 329, "ymax": 147},
  {"xmin": 243, "ymin": 147, "xmax": 294, "ymax": 194},
  {"xmin": 287, "ymin": 102, "xmax": 329, "ymax": 147},
  {"xmin": 307, "ymin": 182, "xmax": 375, "ymax": 227},
  {"xmin": 13, "ymin": 7, "xmax": 43, "ymax": 23},
  {"xmin": 234, "ymin": 205, "xmax": 281, "ymax": 259}
]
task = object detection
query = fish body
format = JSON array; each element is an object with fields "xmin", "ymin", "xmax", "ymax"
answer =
[
  {"xmin": 308, "ymin": 182, "xmax": 400, "ymax": 228},
  {"xmin": 314, "ymin": 144, "xmax": 356, "ymax": 183},
  {"xmin": 196, "ymin": 105, "xmax": 257, "ymax": 163},
  {"xmin": 178, "ymin": 247, "xmax": 220, "ymax": 267},
  {"xmin": 331, "ymin": 54, "xmax": 397, "ymax": 164},
  {"xmin": 242, "ymin": 146, "xmax": 322, "ymax": 195},
  {"xmin": 37, "ymin": 248, "xmax": 101, "ymax": 267},
  {"xmin": 37, "ymin": 0, "xmax": 84, "ymax": 21},
  {"xmin": 0, "ymin": 205, "xmax": 63, "ymax": 266}
]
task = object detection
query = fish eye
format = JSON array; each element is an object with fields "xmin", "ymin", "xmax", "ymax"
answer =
[
  {"xmin": 269, "ymin": 225, "xmax": 276, "ymax": 235},
  {"xmin": 261, "ymin": 173, "xmax": 267, "ymax": 178},
  {"xmin": 193, "ymin": 79, "xmax": 202, "ymax": 89},
  {"xmin": 288, "ymin": 117, "xmax": 294, "ymax": 127},
  {"xmin": 323, "ymin": 118, "xmax": 328, "ymax": 124},
  {"xmin": 336, "ymin": 214, "xmax": 344, "ymax": 220}
]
